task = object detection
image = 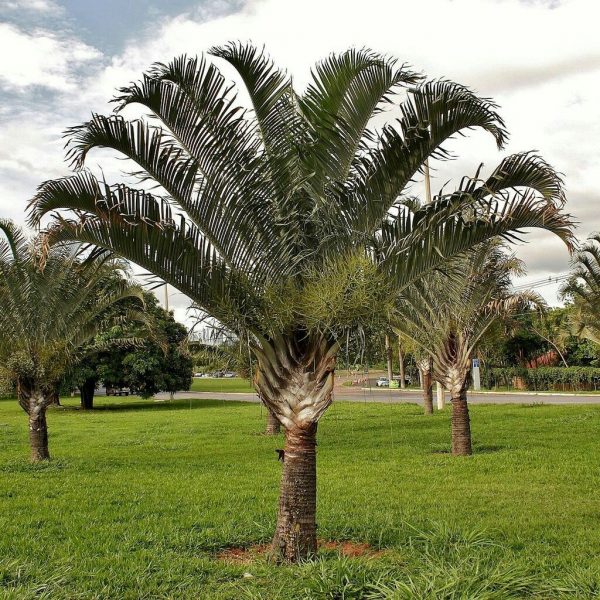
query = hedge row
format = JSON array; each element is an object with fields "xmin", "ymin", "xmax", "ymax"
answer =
[{"xmin": 482, "ymin": 366, "xmax": 600, "ymax": 391}]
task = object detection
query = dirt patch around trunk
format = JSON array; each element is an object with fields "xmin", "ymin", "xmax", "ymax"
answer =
[{"xmin": 216, "ymin": 540, "xmax": 384, "ymax": 564}]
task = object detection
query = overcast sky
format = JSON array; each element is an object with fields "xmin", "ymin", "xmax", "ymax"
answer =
[{"xmin": 1, "ymin": 0, "xmax": 599, "ymax": 322}]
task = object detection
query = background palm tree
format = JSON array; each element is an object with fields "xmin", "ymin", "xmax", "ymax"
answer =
[
  {"xmin": 417, "ymin": 354, "xmax": 434, "ymax": 415},
  {"xmin": 0, "ymin": 220, "xmax": 144, "ymax": 461},
  {"xmin": 394, "ymin": 242, "xmax": 542, "ymax": 455},
  {"xmin": 30, "ymin": 44, "xmax": 572, "ymax": 560},
  {"xmin": 561, "ymin": 234, "xmax": 600, "ymax": 344}
]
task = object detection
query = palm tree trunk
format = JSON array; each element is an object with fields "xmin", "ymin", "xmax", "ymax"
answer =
[
  {"xmin": 272, "ymin": 424, "xmax": 317, "ymax": 562},
  {"xmin": 397, "ymin": 337, "xmax": 406, "ymax": 389},
  {"xmin": 451, "ymin": 388, "xmax": 472, "ymax": 456},
  {"xmin": 48, "ymin": 388, "xmax": 61, "ymax": 406},
  {"xmin": 29, "ymin": 403, "xmax": 50, "ymax": 462},
  {"xmin": 80, "ymin": 378, "xmax": 95, "ymax": 410},
  {"xmin": 266, "ymin": 409, "xmax": 281, "ymax": 435},
  {"xmin": 422, "ymin": 369, "xmax": 433, "ymax": 415},
  {"xmin": 385, "ymin": 334, "xmax": 393, "ymax": 382},
  {"xmin": 253, "ymin": 332, "xmax": 337, "ymax": 563}
]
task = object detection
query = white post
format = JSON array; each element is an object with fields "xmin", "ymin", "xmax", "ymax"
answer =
[
  {"xmin": 472, "ymin": 358, "xmax": 481, "ymax": 391},
  {"xmin": 164, "ymin": 283, "xmax": 169, "ymax": 312},
  {"xmin": 436, "ymin": 382, "xmax": 445, "ymax": 409}
]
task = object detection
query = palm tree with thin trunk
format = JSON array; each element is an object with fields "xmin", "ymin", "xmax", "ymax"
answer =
[
  {"xmin": 417, "ymin": 355, "xmax": 434, "ymax": 415},
  {"xmin": 394, "ymin": 242, "xmax": 545, "ymax": 455},
  {"xmin": 30, "ymin": 44, "xmax": 572, "ymax": 560},
  {"xmin": 0, "ymin": 220, "xmax": 143, "ymax": 461},
  {"xmin": 397, "ymin": 334, "xmax": 407, "ymax": 389},
  {"xmin": 561, "ymin": 234, "xmax": 600, "ymax": 344}
]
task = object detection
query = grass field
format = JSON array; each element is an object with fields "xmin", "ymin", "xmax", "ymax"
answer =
[
  {"xmin": 189, "ymin": 377, "xmax": 254, "ymax": 393},
  {"xmin": 1, "ymin": 396, "xmax": 600, "ymax": 598}
]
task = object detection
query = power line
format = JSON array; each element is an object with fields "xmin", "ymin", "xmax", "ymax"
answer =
[{"xmin": 512, "ymin": 273, "xmax": 570, "ymax": 291}]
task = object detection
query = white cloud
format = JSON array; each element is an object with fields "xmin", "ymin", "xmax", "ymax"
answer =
[
  {"xmin": 0, "ymin": 0, "xmax": 61, "ymax": 12},
  {"xmin": 1, "ymin": 0, "xmax": 599, "ymax": 309},
  {"xmin": 0, "ymin": 22, "xmax": 101, "ymax": 91}
]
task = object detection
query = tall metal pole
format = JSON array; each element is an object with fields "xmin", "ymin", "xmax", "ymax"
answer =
[{"xmin": 424, "ymin": 159, "xmax": 445, "ymax": 410}]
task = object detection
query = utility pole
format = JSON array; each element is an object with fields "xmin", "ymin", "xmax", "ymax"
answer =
[
  {"xmin": 423, "ymin": 158, "xmax": 445, "ymax": 410},
  {"xmin": 164, "ymin": 283, "xmax": 169, "ymax": 312}
]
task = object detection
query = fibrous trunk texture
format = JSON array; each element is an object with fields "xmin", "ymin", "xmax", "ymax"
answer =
[
  {"xmin": 29, "ymin": 405, "xmax": 50, "ymax": 462},
  {"xmin": 18, "ymin": 383, "xmax": 52, "ymax": 462},
  {"xmin": 422, "ymin": 371, "xmax": 433, "ymax": 415},
  {"xmin": 385, "ymin": 334, "xmax": 393, "ymax": 382},
  {"xmin": 418, "ymin": 358, "xmax": 434, "ymax": 415},
  {"xmin": 451, "ymin": 389, "xmax": 472, "ymax": 456},
  {"xmin": 272, "ymin": 424, "xmax": 317, "ymax": 562},
  {"xmin": 265, "ymin": 409, "xmax": 281, "ymax": 435}
]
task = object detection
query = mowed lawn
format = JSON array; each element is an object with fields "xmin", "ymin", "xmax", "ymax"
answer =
[
  {"xmin": 189, "ymin": 377, "xmax": 255, "ymax": 393},
  {"xmin": 1, "ymin": 397, "xmax": 600, "ymax": 599}
]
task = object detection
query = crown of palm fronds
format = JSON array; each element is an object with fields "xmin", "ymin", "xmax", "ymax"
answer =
[
  {"xmin": 28, "ymin": 44, "xmax": 573, "ymax": 340},
  {"xmin": 0, "ymin": 220, "xmax": 145, "ymax": 406},
  {"xmin": 393, "ymin": 241, "xmax": 544, "ymax": 360},
  {"xmin": 560, "ymin": 234, "xmax": 600, "ymax": 344}
]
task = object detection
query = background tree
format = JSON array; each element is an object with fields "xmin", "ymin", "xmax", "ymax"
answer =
[
  {"xmin": 31, "ymin": 45, "xmax": 572, "ymax": 560},
  {"xmin": 416, "ymin": 354, "xmax": 434, "ymax": 415},
  {"xmin": 529, "ymin": 306, "xmax": 571, "ymax": 367},
  {"xmin": 561, "ymin": 234, "xmax": 600, "ymax": 344},
  {"xmin": 69, "ymin": 292, "xmax": 192, "ymax": 406},
  {"xmin": 0, "ymin": 220, "xmax": 143, "ymax": 461},
  {"xmin": 394, "ymin": 243, "xmax": 541, "ymax": 455}
]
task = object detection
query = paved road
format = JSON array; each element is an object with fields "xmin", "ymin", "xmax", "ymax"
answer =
[{"xmin": 157, "ymin": 388, "xmax": 600, "ymax": 405}]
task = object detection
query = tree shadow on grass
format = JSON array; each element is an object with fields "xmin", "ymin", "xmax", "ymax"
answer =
[{"xmin": 431, "ymin": 444, "xmax": 505, "ymax": 455}]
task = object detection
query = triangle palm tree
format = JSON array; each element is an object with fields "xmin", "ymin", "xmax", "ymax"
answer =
[
  {"xmin": 393, "ymin": 241, "xmax": 542, "ymax": 455},
  {"xmin": 561, "ymin": 234, "xmax": 600, "ymax": 344},
  {"xmin": 0, "ymin": 220, "xmax": 144, "ymax": 461},
  {"xmin": 29, "ymin": 44, "xmax": 572, "ymax": 561}
]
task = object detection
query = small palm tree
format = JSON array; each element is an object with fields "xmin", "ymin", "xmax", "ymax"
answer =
[
  {"xmin": 29, "ymin": 45, "xmax": 572, "ymax": 560},
  {"xmin": 561, "ymin": 234, "xmax": 600, "ymax": 344},
  {"xmin": 416, "ymin": 354, "xmax": 434, "ymax": 415},
  {"xmin": 394, "ymin": 242, "xmax": 541, "ymax": 455},
  {"xmin": 0, "ymin": 220, "xmax": 143, "ymax": 461}
]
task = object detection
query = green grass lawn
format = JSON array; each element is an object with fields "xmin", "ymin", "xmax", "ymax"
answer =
[
  {"xmin": 189, "ymin": 377, "xmax": 254, "ymax": 393},
  {"xmin": 1, "ymin": 397, "xmax": 600, "ymax": 599}
]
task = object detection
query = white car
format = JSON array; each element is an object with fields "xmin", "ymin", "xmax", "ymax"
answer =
[{"xmin": 376, "ymin": 376, "xmax": 389, "ymax": 387}]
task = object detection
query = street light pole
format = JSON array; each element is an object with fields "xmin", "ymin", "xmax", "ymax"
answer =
[{"xmin": 423, "ymin": 158, "xmax": 445, "ymax": 410}]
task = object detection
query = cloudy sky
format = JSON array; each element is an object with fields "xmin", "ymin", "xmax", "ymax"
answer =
[{"xmin": 1, "ymin": 0, "xmax": 599, "ymax": 321}]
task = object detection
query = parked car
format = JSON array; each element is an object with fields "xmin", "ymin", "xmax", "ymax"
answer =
[
  {"xmin": 106, "ymin": 386, "xmax": 131, "ymax": 396},
  {"xmin": 193, "ymin": 372, "xmax": 203, "ymax": 377},
  {"xmin": 223, "ymin": 371, "xmax": 236, "ymax": 378},
  {"xmin": 376, "ymin": 376, "xmax": 389, "ymax": 388}
]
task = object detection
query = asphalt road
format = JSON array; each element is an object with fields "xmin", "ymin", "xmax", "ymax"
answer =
[{"xmin": 157, "ymin": 387, "xmax": 600, "ymax": 405}]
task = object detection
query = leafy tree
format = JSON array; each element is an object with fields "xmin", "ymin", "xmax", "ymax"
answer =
[
  {"xmin": 0, "ymin": 221, "xmax": 143, "ymax": 461},
  {"xmin": 70, "ymin": 293, "xmax": 192, "ymax": 405},
  {"xmin": 120, "ymin": 295, "xmax": 192, "ymax": 398},
  {"xmin": 30, "ymin": 45, "xmax": 572, "ymax": 560},
  {"xmin": 394, "ymin": 243, "xmax": 541, "ymax": 455}
]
